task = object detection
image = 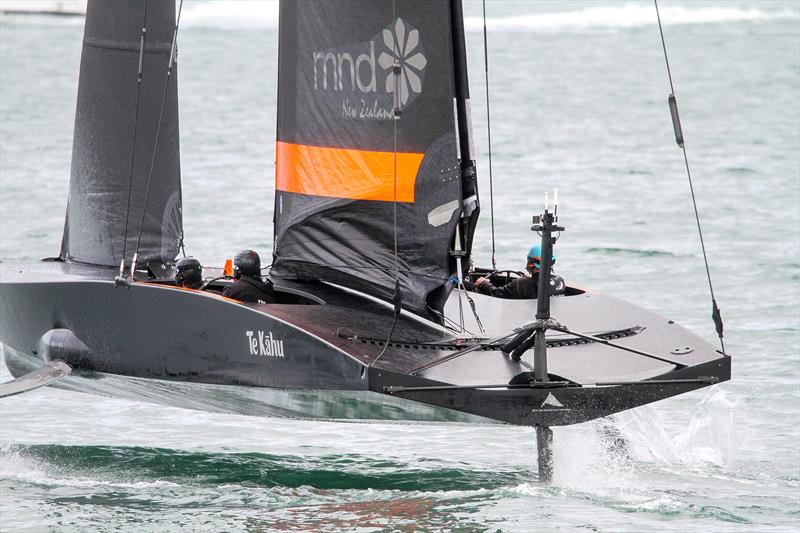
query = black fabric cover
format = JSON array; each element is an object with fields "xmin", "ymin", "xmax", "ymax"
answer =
[
  {"xmin": 60, "ymin": 0, "xmax": 182, "ymax": 267},
  {"xmin": 272, "ymin": 0, "xmax": 468, "ymax": 317}
]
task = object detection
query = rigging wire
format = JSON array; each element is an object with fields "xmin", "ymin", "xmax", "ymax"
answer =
[
  {"xmin": 426, "ymin": 305, "xmax": 477, "ymax": 337},
  {"xmin": 654, "ymin": 0, "xmax": 726, "ymax": 354},
  {"xmin": 372, "ymin": 0, "xmax": 402, "ymax": 367},
  {"xmin": 131, "ymin": 0, "xmax": 184, "ymax": 275},
  {"xmin": 482, "ymin": 0, "xmax": 497, "ymax": 270},
  {"xmin": 120, "ymin": 0, "xmax": 150, "ymax": 272}
]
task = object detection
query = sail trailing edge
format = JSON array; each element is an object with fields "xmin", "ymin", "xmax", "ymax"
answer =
[
  {"xmin": 272, "ymin": 0, "xmax": 477, "ymax": 318},
  {"xmin": 60, "ymin": 0, "xmax": 182, "ymax": 267}
]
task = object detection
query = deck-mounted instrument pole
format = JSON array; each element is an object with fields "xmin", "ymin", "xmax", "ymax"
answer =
[
  {"xmin": 531, "ymin": 197, "xmax": 564, "ymax": 483},
  {"xmin": 533, "ymin": 209, "xmax": 558, "ymax": 381},
  {"xmin": 531, "ymin": 199, "xmax": 564, "ymax": 382}
]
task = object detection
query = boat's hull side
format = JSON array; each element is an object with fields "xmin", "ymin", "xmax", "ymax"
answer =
[
  {"xmin": 1, "ymin": 345, "xmax": 499, "ymax": 424},
  {"xmin": 0, "ymin": 274, "xmax": 366, "ymax": 390},
  {"xmin": 380, "ymin": 356, "xmax": 730, "ymax": 426}
]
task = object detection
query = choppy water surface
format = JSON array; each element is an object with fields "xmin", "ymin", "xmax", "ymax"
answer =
[{"xmin": 1, "ymin": 1, "xmax": 798, "ymax": 531}]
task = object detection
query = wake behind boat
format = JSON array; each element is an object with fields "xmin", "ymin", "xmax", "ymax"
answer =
[{"xmin": 0, "ymin": 0, "xmax": 730, "ymax": 480}]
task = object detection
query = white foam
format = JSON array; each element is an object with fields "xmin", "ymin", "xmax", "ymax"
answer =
[
  {"xmin": 549, "ymin": 424, "xmax": 639, "ymax": 492},
  {"xmin": 464, "ymin": 3, "xmax": 797, "ymax": 32},
  {"xmin": 509, "ymin": 388, "xmax": 742, "ymax": 500},
  {"xmin": 0, "ymin": 442, "xmax": 181, "ymax": 490},
  {"xmin": 673, "ymin": 387, "xmax": 741, "ymax": 467},
  {"xmin": 610, "ymin": 387, "xmax": 743, "ymax": 469},
  {"xmin": 0, "ymin": 0, "xmax": 85, "ymax": 16},
  {"xmin": 175, "ymin": 2, "xmax": 798, "ymax": 33},
  {"xmin": 620, "ymin": 493, "xmax": 686, "ymax": 513},
  {"xmin": 0, "ymin": 442, "xmax": 50, "ymax": 485},
  {"xmin": 181, "ymin": 0, "xmax": 279, "ymax": 30}
]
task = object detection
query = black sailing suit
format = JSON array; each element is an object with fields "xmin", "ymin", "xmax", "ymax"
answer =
[
  {"xmin": 222, "ymin": 275, "xmax": 276, "ymax": 304},
  {"xmin": 477, "ymin": 276, "xmax": 539, "ymax": 299}
]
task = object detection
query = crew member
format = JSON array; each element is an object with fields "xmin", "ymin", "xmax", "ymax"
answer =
[
  {"xmin": 474, "ymin": 244, "xmax": 559, "ymax": 299},
  {"xmin": 222, "ymin": 249, "xmax": 276, "ymax": 304},
  {"xmin": 174, "ymin": 257, "xmax": 204, "ymax": 289}
]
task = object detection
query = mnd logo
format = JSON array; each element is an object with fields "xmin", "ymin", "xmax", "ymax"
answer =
[
  {"xmin": 311, "ymin": 17, "xmax": 427, "ymax": 119},
  {"xmin": 246, "ymin": 330, "xmax": 285, "ymax": 358},
  {"xmin": 378, "ymin": 18, "xmax": 427, "ymax": 107}
]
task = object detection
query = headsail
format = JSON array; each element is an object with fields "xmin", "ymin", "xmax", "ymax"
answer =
[
  {"xmin": 272, "ymin": 0, "xmax": 479, "ymax": 318},
  {"xmin": 60, "ymin": 0, "xmax": 182, "ymax": 267}
]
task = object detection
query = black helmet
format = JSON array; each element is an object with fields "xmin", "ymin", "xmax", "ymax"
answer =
[
  {"xmin": 234, "ymin": 249, "xmax": 261, "ymax": 278},
  {"xmin": 175, "ymin": 257, "xmax": 202, "ymax": 286}
]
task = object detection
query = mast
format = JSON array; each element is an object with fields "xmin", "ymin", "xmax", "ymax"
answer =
[{"xmin": 449, "ymin": 0, "xmax": 480, "ymax": 267}]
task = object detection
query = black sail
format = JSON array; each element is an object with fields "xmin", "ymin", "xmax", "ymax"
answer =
[
  {"xmin": 60, "ymin": 0, "xmax": 182, "ymax": 267},
  {"xmin": 272, "ymin": 0, "xmax": 477, "ymax": 318}
]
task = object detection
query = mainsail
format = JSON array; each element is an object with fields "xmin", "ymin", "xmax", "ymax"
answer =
[
  {"xmin": 60, "ymin": 0, "xmax": 182, "ymax": 267},
  {"xmin": 272, "ymin": 0, "xmax": 479, "ymax": 317}
]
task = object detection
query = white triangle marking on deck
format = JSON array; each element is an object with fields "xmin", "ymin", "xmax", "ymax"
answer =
[{"xmin": 542, "ymin": 392, "xmax": 564, "ymax": 408}]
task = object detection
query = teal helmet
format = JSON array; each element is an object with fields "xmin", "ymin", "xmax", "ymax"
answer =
[{"xmin": 527, "ymin": 243, "xmax": 556, "ymax": 271}]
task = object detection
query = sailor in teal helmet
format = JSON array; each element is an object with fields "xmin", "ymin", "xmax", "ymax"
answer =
[
  {"xmin": 525, "ymin": 243, "xmax": 556, "ymax": 274},
  {"xmin": 474, "ymin": 243, "xmax": 560, "ymax": 299}
]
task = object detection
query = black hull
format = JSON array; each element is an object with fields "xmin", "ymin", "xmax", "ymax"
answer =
[
  {"xmin": 0, "ymin": 262, "xmax": 730, "ymax": 426},
  {"xmin": 1, "ymin": 346, "xmax": 498, "ymax": 424}
]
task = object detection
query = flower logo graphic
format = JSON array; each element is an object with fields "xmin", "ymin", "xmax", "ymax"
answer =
[{"xmin": 378, "ymin": 18, "xmax": 427, "ymax": 108}]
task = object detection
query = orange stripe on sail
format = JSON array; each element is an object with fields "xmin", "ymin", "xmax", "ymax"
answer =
[{"xmin": 276, "ymin": 141, "xmax": 423, "ymax": 203}]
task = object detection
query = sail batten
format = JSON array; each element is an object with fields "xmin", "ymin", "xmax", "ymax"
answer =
[{"xmin": 272, "ymin": 0, "xmax": 474, "ymax": 318}]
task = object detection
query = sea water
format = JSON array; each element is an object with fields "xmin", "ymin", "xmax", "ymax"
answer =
[{"xmin": 1, "ymin": 1, "xmax": 798, "ymax": 530}]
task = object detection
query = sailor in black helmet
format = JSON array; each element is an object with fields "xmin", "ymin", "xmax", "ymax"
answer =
[
  {"xmin": 222, "ymin": 250, "xmax": 276, "ymax": 304},
  {"xmin": 174, "ymin": 257, "xmax": 204, "ymax": 289}
]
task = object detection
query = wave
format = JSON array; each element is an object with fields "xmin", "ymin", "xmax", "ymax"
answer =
[
  {"xmin": 1, "ymin": 444, "xmax": 527, "ymax": 491},
  {"xmin": 585, "ymin": 247, "xmax": 691, "ymax": 258},
  {"xmin": 4, "ymin": 2, "xmax": 795, "ymax": 33},
  {"xmin": 181, "ymin": 0, "xmax": 279, "ymax": 30},
  {"xmin": 177, "ymin": 2, "xmax": 799, "ymax": 32},
  {"xmin": 464, "ymin": 3, "xmax": 798, "ymax": 32}
]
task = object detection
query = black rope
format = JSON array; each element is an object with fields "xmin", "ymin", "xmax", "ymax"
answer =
[
  {"xmin": 482, "ymin": 0, "xmax": 497, "ymax": 270},
  {"xmin": 132, "ymin": 0, "xmax": 184, "ymax": 273},
  {"xmin": 121, "ymin": 0, "xmax": 149, "ymax": 267},
  {"xmin": 654, "ymin": 0, "xmax": 725, "ymax": 354}
]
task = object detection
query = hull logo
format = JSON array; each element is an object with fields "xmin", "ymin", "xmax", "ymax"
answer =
[
  {"xmin": 533, "ymin": 392, "xmax": 570, "ymax": 412},
  {"xmin": 542, "ymin": 393, "xmax": 564, "ymax": 408},
  {"xmin": 246, "ymin": 330, "xmax": 285, "ymax": 358}
]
